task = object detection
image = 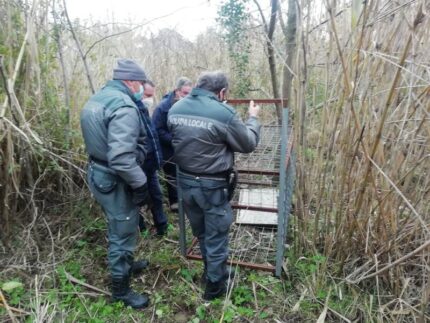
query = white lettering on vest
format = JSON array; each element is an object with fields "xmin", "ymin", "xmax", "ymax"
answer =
[{"xmin": 170, "ymin": 116, "xmax": 213, "ymax": 130}]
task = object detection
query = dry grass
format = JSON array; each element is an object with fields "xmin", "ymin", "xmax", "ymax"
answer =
[
  {"xmin": 0, "ymin": 0, "xmax": 429, "ymax": 321},
  {"xmin": 292, "ymin": 0, "xmax": 430, "ymax": 320}
]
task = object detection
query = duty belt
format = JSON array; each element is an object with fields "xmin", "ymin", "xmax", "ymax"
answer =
[
  {"xmin": 89, "ymin": 156, "xmax": 109, "ymax": 167},
  {"xmin": 178, "ymin": 169, "xmax": 230, "ymax": 181}
]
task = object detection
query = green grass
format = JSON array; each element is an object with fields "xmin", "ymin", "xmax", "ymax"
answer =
[{"xmin": 0, "ymin": 201, "xmax": 381, "ymax": 322}]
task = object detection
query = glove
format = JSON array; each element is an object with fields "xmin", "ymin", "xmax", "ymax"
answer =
[{"xmin": 132, "ymin": 183, "xmax": 151, "ymax": 207}]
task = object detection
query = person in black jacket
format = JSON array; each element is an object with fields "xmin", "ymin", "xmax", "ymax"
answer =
[
  {"xmin": 136, "ymin": 80, "xmax": 168, "ymax": 235},
  {"xmin": 152, "ymin": 77, "xmax": 192, "ymax": 211}
]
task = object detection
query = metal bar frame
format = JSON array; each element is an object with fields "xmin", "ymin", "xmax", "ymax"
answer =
[
  {"xmin": 275, "ymin": 108, "xmax": 289, "ymax": 277},
  {"xmin": 231, "ymin": 203, "xmax": 278, "ymax": 213},
  {"xmin": 186, "ymin": 237, "xmax": 276, "ymax": 272},
  {"xmin": 237, "ymin": 180, "xmax": 273, "ymax": 186},
  {"xmin": 227, "ymin": 99, "xmax": 288, "ymax": 105},
  {"xmin": 237, "ymin": 169, "xmax": 279, "ymax": 176}
]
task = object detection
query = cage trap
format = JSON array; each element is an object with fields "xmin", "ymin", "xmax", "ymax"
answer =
[{"xmin": 177, "ymin": 99, "xmax": 295, "ymax": 277}]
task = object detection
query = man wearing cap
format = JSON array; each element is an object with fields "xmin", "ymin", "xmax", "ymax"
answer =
[
  {"xmin": 152, "ymin": 77, "xmax": 193, "ymax": 211},
  {"xmin": 80, "ymin": 59, "xmax": 151, "ymax": 309}
]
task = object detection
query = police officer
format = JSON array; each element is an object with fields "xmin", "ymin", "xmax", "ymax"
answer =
[
  {"xmin": 80, "ymin": 59, "xmax": 151, "ymax": 309},
  {"xmin": 167, "ymin": 71, "xmax": 261, "ymax": 300}
]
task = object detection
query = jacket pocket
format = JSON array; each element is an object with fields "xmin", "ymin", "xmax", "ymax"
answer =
[
  {"xmin": 203, "ymin": 186, "xmax": 228, "ymax": 207},
  {"xmin": 91, "ymin": 167, "xmax": 118, "ymax": 193},
  {"xmin": 111, "ymin": 210, "xmax": 138, "ymax": 237},
  {"xmin": 218, "ymin": 206, "xmax": 233, "ymax": 233},
  {"xmin": 206, "ymin": 204, "xmax": 233, "ymax": 234}
]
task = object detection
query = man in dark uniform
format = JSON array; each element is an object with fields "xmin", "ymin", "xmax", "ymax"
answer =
[
  {"xmin": 80, "ymin": 59, "xmax": 151, "ymax": 309},
  {"xmin": 167, "ymin": 71, "xmax": 260, "ymax": 300}
]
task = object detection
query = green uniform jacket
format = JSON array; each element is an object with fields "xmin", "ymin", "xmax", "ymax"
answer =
[
  {"xmin": 80, "ymin": 80, "xmax": 147, "ymax": 189},
  {"xmin": 167, "ymin": 87, "xmax": 260, "ymax": 175}
]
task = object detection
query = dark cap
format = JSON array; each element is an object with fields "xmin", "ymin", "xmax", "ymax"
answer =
[{"xmin": 113, "ymin": 59, "xmax": 147, "ymax": 81}]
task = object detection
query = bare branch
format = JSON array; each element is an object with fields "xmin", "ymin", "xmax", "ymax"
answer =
[{"xmin": 62, "ymin": 0, "xmax": 95, "ymax": 94}]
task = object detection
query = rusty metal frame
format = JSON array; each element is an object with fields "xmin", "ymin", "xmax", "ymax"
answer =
[
  {"xmin": 231, "ymin": 203, "xmax": 278, "ymax": 213},
  {"xmin": 186, "ymin": 237, "xmax": 276, "ymax": 272},
  {"xmin": 227, "ymin": 99, "xmax": 288, "ymax": 105},
  {"xmin": 237, "ymin": 179, "xmax": 272, "ymax": 186},
  {"xmin": 237, "ymin": 168, "xmax": 279, "ymax": 176}
]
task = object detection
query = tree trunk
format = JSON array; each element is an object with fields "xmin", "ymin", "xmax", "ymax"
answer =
[
  {"xmin": 280, "ymin": 0, "xmax": 297, "ymax": 108},
  {"xmin": 267, "ymin": 0, "xmax": 281, "ymax": 123},
  {"xmin": 253, "ymin": 0, "xmax": 281, "ymax": 121}
]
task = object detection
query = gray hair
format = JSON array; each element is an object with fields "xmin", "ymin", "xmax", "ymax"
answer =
[
  {"xmin": 175, "ymin": 77, "xmax": 192, "ymax": 90},
  {"xmin": 196, "ymin": 71, "xmax": 229, "ymax": 94},
  {"xmin": 144, "ymin": 79, "xmax": 155, "ymax": 87}
]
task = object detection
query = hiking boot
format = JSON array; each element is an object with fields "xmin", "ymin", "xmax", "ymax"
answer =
[
  {"xmin": 203, "ymin": 280, "xmax": 227, "ymax": 301},
  {"xmin": 200, "ymin": 262, "xmax": 236, "ymax": 286},
  {"xmin": 111, "ymin": 276, "xmax": 149, "ymax": 309},
  {"xmin": 155, "ymin": 223, "xmax": 168, "ymax": 236},
  {"xmin": 149, "ymin": 223, "xmax": 168, "ymax": 237},
  {"xmin": 129, "ymin": 259, "xmax": 149, "ymax": 276}
]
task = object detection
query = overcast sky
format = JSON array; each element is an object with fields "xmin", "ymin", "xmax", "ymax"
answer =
[{"xmin": 66, "ymin": 0, "xmax": 222, "ymax": 41}]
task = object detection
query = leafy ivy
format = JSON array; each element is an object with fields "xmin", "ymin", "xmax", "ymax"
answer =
[{"xmin": 217, "ymin": 0, "xmax": 251, "ymax": 97}]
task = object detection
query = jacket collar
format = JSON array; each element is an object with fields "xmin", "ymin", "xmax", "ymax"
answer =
[
  {"xmin": 105, "ymin": 80, "xmax": 137, "ymax": 102},
  {"xmin": 162, "ymin": 90, "xmax": 176, "ymax": 104},
  {"xmin": 190, "ymin": 88, "xmax": 219, "ymax": 100}
]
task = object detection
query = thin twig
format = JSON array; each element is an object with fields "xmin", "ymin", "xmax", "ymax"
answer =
[
  {"xmin": 0, "ymin": 303, "xmax": 30, "ymax": 315},
  {"xmin": 64, "ymin": 271, "xmax": 111, "ymax": 296},
  {"xmin": 0, "ymin": 289, "xmax": 19, "ymax": 323},
  {"xmin": 62, "ymin": 0, "xmax": 95, "ymax": 93},
  {"xmin": 348, "ymin": 239, "xmax": 430, "ymax": 283},
  {"xmin": 179, "ymin": 277, "xmax": 200, "ymax": 294},
  {"xmin": 315, "ymin": 299, "xmax": 351, "ymax": 322},
  {"xmin": 252, "ymin": 281, "xmax": 259, "ymax": 310},
  {"xmin": 0, "ymin": 29, "xmax": 28, "ymax": 118},
  {"xmin": 152, "ymin": 269, "xmax": 162, "ymax": 289},
  {"xmin": 0, "ymin": 56, "xmax": 12, "ymax": 117},
  {"xmin": 254, "ymin": 281, "xmax": 275, "ymax": 295},
  {"xmin": 368, "ymin": 157, "xmax": 429, "ymax": 235}
]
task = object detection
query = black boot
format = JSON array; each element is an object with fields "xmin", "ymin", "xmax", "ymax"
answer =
[
  {"xmin": 203, "ymin": 279, "xmax": 227, "ymax": 301},
  {"xmin": 139, "ymin": 216, "xmax": 147, "ymax": 233},
  {"xmin": 200, "ymin": 262, "xmax": 236, "ymax": 286},
  {"xmin": 129, "ymin": 259, "xmax": 149, "ymax": 276},
  {"xmin": 111, "ymin": 276, "xmax": 149, "ymax": 309},
  {"xmin": 200, "ymin": 261, "xmax": 208, "ymax": 286},
  {"xmin": 155, "ymin": 223, "xmax": 168, "ymax": 236},
  {"xmin": 224, "ymin": 265, "xmax": 236, "ymax": 282}
]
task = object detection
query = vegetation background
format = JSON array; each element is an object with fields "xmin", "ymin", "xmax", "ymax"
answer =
[{"xmin": 0, "ymin": 0, "xmax": 429, "ymax": 322}]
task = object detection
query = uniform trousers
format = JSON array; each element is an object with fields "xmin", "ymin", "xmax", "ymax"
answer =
[
  {"xmin": 178, "ymin": 171, "xmax": 233, "ymax": 282},
  {"xmin": 88, "ymin": 162, "xmax": 139, "ymax": 279}
]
